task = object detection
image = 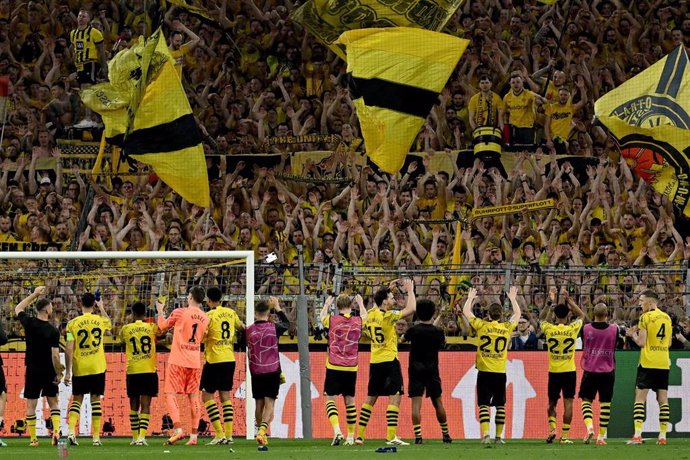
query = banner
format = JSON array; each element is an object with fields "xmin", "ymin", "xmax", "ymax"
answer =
[
  {"xmin": 2, "ymin": 351, "xmax": 688, "ymax": 439},
  {"xmin": 595, "ymin": 46, "xmax": 690, "ymax": 217},
  {"xmin": 291, "ymin": 0, "xmax": 466, "ymax": 59},
  {"xmin": 470, "ymin": 199, "xmax": 556, "ymax": 221},
  {"xmin": 337, "ymin": 28, "xmax": 468, "ymax": 174}
]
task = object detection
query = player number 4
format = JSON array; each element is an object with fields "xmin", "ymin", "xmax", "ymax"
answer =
[{"xmin": 656, "ymin": 324, "xmax": 666, "ymax": 340}]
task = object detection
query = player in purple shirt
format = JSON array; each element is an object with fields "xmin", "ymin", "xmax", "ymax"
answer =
[
  {"xmin": 578, "ymin": 303, "xmax": 624, "ymax": 445},
  {"xmin": 246, "ymin": 296, "xmax": 289, "ymax": 447}
]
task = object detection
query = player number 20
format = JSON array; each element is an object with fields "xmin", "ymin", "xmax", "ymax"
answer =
[{"xmin": 479, "ymin": 335, "xmax": 508, "ymax": 353}]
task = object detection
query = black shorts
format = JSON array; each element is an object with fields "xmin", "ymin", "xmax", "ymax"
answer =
[
  {"xmin": 251, "ymin": 371, "xmax": 281, "ymax": 400},
  {"xmin": 0, "ymin": 365, "xmax": 6, "ymax": 394},
  {"xmin": 578, "ymin": 371, "xmax": 615, "ymax": 402},
  {"xmin": 24, "ymin": 366, "xmax": 58, "ymax": 399},
  {"xmin": 72, "ymin": 372, "xmax": 106, "ymax": 396},
  {"xmin": 548, "ymin": 371, "xmax": 577, "ymax": 401},
  {"xmin": 509, "ymin": 126, "xmax": 536, "ymax": 148},
  {"xmin": 368, "ymin": 359, "xmax": 404, "ymax": 397},
  {"xmin": 324, "ymin": 368, "xmax": 357, "ymax": 397},
  {"xmin": 77, "ymin": 62, "xmax": 100, "ymax": 85},
  {"xmin": 477, "ymin": 371, "xmax": 507, "ymax": 407},
  {"xmin": 126, "ymin": 372, "xmax": 159, "ymax": 398},
  {"xmin": 636, "ymin": 366, "xmax": 669, "ymax": 391},
  {"xmin": 200, "ymin": 362, "xmax": 236, "ymax": 393},
  {"xmin": 408, "ymin": 363, "xmax": 442, "ymax": 399}
]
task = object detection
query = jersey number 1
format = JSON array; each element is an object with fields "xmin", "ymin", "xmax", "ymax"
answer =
[{"xmin": 189, "ymin": 323, "xmax": 199, "ymax": 343}]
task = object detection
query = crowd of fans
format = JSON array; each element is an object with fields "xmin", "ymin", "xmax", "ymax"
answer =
[{"xmin": 0, "ymin": 0, "xmax": 689, "ymax": 346}]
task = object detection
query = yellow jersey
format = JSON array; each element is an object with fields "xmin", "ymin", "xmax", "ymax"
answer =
[
  {"xmin": 542, "ymin": 319, "xmax": 582, "ymax": 373},
  {"xmin": 503, "ymin": 89, "xmax": 537, "ymax": 128},
  {"xmin": 365, "ymin": 308, "xmax": 401, "ymax": 364},
  {"xmin": 66, "ymin": 313, "xmax": 112, "ymax": 376},
  {"xmin": 638, "ymin": 308, "xmax": 671, "ymax": 370},
  {"xmin": 470, "ymin": 317, "xmax": 516, "ymax": 373},
  {"xmin": 204, "ymin": 306, "xmax": 243, "ymax": 364},
  {"xmin": 120, "ymin": 320, "xmax": 158, "ymax": 374},
  {"xmin": 69, "ymin": 26, "xmax": 103, "ymax": 70},
  {"xmin": 169, "ymin": 43, "xmax": 190, "ymax": 77},
  {"xmin": 468, "ymin": 91, "xmax": 504, "ymax": 127},
  {"xmin": 546, "ymin": 99, "xmax": 575, "ymax": 141}
]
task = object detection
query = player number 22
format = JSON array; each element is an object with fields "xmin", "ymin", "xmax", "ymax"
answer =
[{"xmin": 547, "ymin": 337, "xmax": 575, "ymax": 354}]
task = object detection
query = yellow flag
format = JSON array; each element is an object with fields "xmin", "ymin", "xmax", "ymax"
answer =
[
  {"xmin": 595, "ymin": 46, "xmax": 690, "ymax": 217},
  {"xmin": 165, "ymin": 0, "xmax": 223, "ymax": 29},
  {"xmin": 336, "ymin": 28, "xmax": 468, "ymax": 174},
  {"xmin": 83, "ymin": 29, "xmax": 210, "ymax": 208},
  {"xmin": 291, "ymin": 0, "xmax": 465, "ymax": 59}
]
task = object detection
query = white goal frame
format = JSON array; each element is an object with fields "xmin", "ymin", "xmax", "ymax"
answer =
[{"xmin": 0, "ymin": 250, "xmax": 256, "ymax": 439}]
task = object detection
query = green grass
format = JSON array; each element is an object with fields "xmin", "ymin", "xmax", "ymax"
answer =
[{"xmin": 1, "ymin": 437, "xmax": 689, "ymax": 459}]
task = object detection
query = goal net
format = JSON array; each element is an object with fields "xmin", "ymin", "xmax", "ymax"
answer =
[{"xmin": 0, "ymin": 251, "xmax": 255, "ymax": 439}]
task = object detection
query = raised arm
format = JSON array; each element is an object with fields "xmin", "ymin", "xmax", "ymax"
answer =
[
  {"xmin": 462, "ymin": 287, "xmax": 479, "ymax": 321},
  {"xmin": 398, "ymin": 278, "xmax": 417, "ymax": 319},
  {"xmin": 15, "ymin": 286, "xmax": 47, "ymax": 316},
  {"xmin": 506, "ymin": 285, "xmax": 522, "ymax": 323}
]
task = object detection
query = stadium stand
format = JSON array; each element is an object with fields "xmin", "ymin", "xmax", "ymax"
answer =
[{"xmin": 0, "ymin": 0, "xmax": 688, "ymax": 344}]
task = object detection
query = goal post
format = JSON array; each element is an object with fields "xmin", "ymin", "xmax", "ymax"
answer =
[{"xmin": 0, "ymin": 250, "xmax": 256, "ymax": 439}]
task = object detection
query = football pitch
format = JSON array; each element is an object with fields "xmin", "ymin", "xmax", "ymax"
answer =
[{"xmin": 2, "ymin": 437, "xmax": 689, "ymax": 459}]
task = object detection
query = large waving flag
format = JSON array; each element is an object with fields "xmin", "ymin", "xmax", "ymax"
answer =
[
  {"xmin": 337, "ymin": 28, "xmax": 468, "ymax": 174},
  {"xmin": 595, "ymin": 46, "xmax": 690, "ymax": 217},
  {"xmin": 291, "ymin": 0, "xmax": 465, "ymax": 59},
  {"xmin": 82, "ymin": 29, "xmax": 210, "ymax": 207}
]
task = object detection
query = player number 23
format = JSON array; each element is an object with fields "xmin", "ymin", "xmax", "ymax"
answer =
[{"xmin": 77, "ymin": 328, "xmax": 103, "ymax": 349}]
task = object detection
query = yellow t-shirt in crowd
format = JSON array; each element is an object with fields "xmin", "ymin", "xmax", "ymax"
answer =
[{"xmin": 503, "ymin": 89, "xmax": 537, "ymax": 128}]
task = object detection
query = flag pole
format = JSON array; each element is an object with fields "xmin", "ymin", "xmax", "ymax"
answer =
[
  {"xmin": 540, "ymin": 0, "xmax": 576, "ymax": 97},
  {"xmin": 0, "ymin": 96, "xmax": 8, "ymax": 148}
]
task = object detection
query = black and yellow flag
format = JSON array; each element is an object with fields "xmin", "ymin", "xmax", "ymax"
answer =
[
  {"xmin": 291, "ymin": 0, "xmax": 465, "ymax": 59},
  {"xmin": 336, "ymin": 28, "xmax": 468, "ymax": 174},
  {"xmin": 83, "ymin": 29, "xmax": 210, "ymax": 208},
  {"xmin": 595, "ymin": 46, "xmax": 690, "ymax": 217},
  {"xmin": 164, "ymin": 0, "xmax": 225, "ymax": 30}
]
